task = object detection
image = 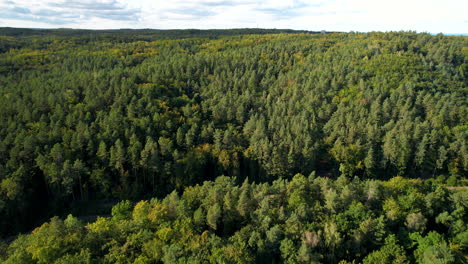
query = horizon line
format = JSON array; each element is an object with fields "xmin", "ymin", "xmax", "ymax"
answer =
[{"xmin": 0, "ymin": 26, "xmax": 466, "ymax": 36}]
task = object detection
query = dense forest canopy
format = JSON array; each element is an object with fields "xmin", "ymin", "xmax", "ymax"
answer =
[
  {"xmin": 0, "ymin": 28, "xmax": 466, "ymax": 262},
  {"xmin": 0, "ymin": 28, "xmax": 315, "ymax": 52},
  {"xmin": 1, "ymin": 175, "xmax": 467, "ymax": 263}
]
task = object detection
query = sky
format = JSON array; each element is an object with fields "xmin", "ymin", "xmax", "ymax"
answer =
[{"xmin": 0, "ymin": 0, "xmax": 466, "ymax": 34}]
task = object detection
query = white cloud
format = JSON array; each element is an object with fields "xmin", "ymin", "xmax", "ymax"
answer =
[{"xmin": 0, "ymin": 0, "xmax": 466, "ymax": 33}]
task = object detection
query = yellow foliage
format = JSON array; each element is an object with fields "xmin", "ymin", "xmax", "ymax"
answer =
[
  {"xmin": 383, "ymin": 176, "xmax": 422, "ymax": 194},
  {"xmin": 243, "ymin": 146, "xmax": 256, "ymax": 159},
  {"xmin": 218, "ymin": 150, "xmax": 231, "ymax": 169},
  {"xmin": 156, "ymin": 227, "xmax": 174, "ymax": 242},
  {"xmin": 201, "ymin": 230, "xmax": 210, "ymax": 243},
  {"xmin": 133, "ymin": 200, "xmax": 150, "ymax": 225},
  {"xmin": 0, "ymin": 177, "xmax": 20, "ymax": 200},
  {"xmin": 147, "ymin": 202, "xmax": 168, "ymax": 224},
  {"xmin": 87, "ymin": 216, "xmax": 113, "ymax": 234},
  {"xmin": 383, "ymin": 198, "xmax": 403, "ymax": 221},
  {"xmin": 195, "ymin": 143, "xmax": 212, "ymax": 153}
]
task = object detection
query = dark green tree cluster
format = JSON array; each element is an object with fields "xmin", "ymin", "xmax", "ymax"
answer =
[
  {"xmin": 0, "ymin": 30, "xmax": 466, "ymax": 236},
  {"xmin": 1, "ymin": 175, "xmax": 466, "ymax": 263}
]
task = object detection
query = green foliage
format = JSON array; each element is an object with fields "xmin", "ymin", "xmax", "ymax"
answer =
[
  {"xmin": 2, "ymin": 176, "xmax": 466, "ymax": 263},
  {"xmin": 111, "ymin": 200, "xmax": 133, "ymax": 221},
  {"xmin": 207, "ymin": 203, "xmax": 222, "ymax": 231},
  {"xmin": 363, "ymin": 235, "xmax": 408, "ymax": 264},
  {"xmin": 0, "ymin": 29, "xmax": 466, "ymax": 262},
  {"xmin": 410, "ymin": 231, "xmax": 457, "ymax": 264}
]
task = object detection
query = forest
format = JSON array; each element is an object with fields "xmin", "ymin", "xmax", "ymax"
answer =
[{"xmin": 0, "ymin": 28, "xmax": 466, "ymax": 263}]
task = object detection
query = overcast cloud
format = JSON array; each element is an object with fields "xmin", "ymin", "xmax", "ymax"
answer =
[{"xmin": 0, "ymin": 0, "xmax": 466, "ymax": 34}]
